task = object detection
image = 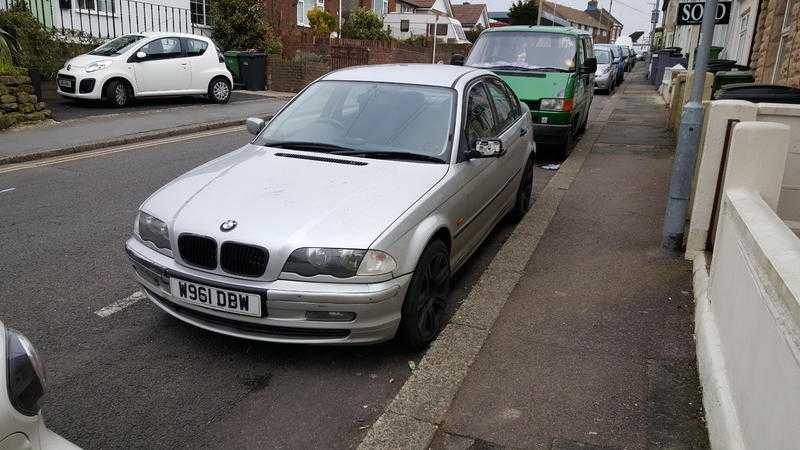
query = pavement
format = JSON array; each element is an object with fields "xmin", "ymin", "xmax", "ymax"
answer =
[
  {"xmin": 363, "ymin": 67, "xmax": 709, "ymax": 449},
  {"xmin": 0, "ymin": 89, "xmax": 291, "ymax": 164}
]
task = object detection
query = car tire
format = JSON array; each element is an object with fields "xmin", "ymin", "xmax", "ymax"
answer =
[
  {"xmin": 508, "ymin": 157, "xmax": 534, "ymax": 223},
  {"xmin": 208, "ymin": 78, "xmax": 231, "ymax": 104},
  {"xmin": 105, "ymin": 79, "xmax": 131, "ymax": 108},
  {"xmin": 397, "ymin": 239, "xmax": 451, "ymax": 350}
]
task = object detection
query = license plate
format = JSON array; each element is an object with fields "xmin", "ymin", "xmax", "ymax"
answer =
[
  {"xmin": 169, "ymin": 278, "xmax": 262, "ymax": 317},
  {"xmin": 58, "ymin": 79, "xmax": 72, "ymax": 88}
]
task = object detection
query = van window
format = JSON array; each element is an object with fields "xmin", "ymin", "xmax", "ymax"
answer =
[{"xmin": 466, "ymin": 32, "xmax": 577, "ymax": 71}]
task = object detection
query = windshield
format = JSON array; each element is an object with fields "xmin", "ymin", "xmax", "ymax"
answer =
[
  {"xmin": 465, "ymin": 31, "xmax": 577, "ymax": 71},
  {"xmin": 595, "ymin": 49, "xmax": 611, "ymax": 64},
  {"xmin": 256, "ymin": 81, "xmax": 455, "ymax": 162},
  {"xmin": 90, "ymin": 35, "xmax": 145, "ymax": 56}
]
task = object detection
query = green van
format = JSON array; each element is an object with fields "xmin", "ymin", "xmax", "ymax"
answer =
[{"xmin": 457, "ymin": 26, "xmax": 597, "ymax": 155}]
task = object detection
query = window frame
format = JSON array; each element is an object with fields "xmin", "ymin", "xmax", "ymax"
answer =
[
  {"xmin": 771, "ymin": 0, "xmax": 794, "ymax": 83},
  {"xmin": 485, "ymin": 78, "xmax": 521, "ymax": 135},
  {"xmin": 459, "ymin": 79, "xmax": 499, "ymax": 162},
  {"xmin": 77, "ymin": 0, "xmax": 114, "ymax": 14},
  {"xmin": 133, "ymin": 37, "xmax": 186, "ymax": 62},
  {"xmin": 297, "ymin": 0, "xmax": 306, "ymax": 25},
  {"xmin": 190, "ymin": 0, "xmax": 212, "ymax": 26},
  {"xmin": 182, "ymin": 37, "xmax": 209, "ymax": 57}
]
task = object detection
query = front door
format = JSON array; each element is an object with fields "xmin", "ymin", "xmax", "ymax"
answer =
[{"xmin": 132, "ymin": 37, "xmax": 191, "ymax": 94}]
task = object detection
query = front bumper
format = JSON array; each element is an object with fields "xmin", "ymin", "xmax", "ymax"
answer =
[
  {"xmin": 531, "ymin": 122, "xmax": 571, "ymax": 145},
  {"xmin": 56, "ymin": 69, "xmax": 103, "ymax": 99},
  {"xmin": 125, "ymin": 237, "xmax": 411, "ymax": 345},
  {"xmin": 594, "ymin": 74, "xmax": 612, "ymax": 89}
]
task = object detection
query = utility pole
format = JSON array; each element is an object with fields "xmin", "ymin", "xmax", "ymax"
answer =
[
  {"xmin": 661, "ymin": 0, "xmax": 719, "ymax": 252},
  {"xmin": 649, "ymin": 0, "xmax": 660, "ymax": 52},
  {"xmin": 537, "ymin": 0, "xmax": 543, "ymax": 25}
]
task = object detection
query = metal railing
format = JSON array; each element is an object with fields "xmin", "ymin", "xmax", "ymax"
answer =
[{"xmin": 0, "ymin": 0, "xmax": 206, "ymax": 40}]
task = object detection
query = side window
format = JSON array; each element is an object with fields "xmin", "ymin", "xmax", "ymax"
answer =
[
  {"xmin": 584, "ymin": 39, "xmax": 594, "ymax": 59},
  {"xmin": 486, "ymin": 80, "xmax": 515, "ymax": 132},
  {"xmin": 464, "ymin": 82, "xmax": 496, "ymax": 147},
  {"xmin": 139, "ymin": 37, "xmax": 183, "ymax": 60},
  {"xmin": 185, "ymin": 38, "xmax": 208, "ymax": 57},
  {"xmin": 575, "ymin": 38, "xmax": 584, "ymax": 66}
]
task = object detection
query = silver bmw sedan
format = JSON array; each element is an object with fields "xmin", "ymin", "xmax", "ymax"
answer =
[{"xmin": 125, "ymin": 64, "xmax": 536, "ymax": 348}]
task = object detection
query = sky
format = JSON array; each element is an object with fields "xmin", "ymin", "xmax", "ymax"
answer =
[{"xmin": 472, "ymin": 0, "xmax": 655, "ymax": 38}]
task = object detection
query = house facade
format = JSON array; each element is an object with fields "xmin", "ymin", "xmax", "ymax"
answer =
[
  {"xmin": 749, "ymin": 0, "xmax": 799, "ymax": 86},
  {"xmin": 540, "ymin": 0, "xmax": 622, "ymax": 44},
  {"xmin": 382, "ymin": 0, "xmax": 468, "ymax": 42},
  {"xmin": 451, "ymin": 1, "xmax": 488, "ymax": 31},
  {"xmin": 1, "ymin": 0, "xmax": 211, "ymax": 40}
]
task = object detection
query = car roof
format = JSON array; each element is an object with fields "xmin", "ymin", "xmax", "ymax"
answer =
[
  {"xmin": 483, "ymin": 25, "xmax": 591, "ymax": 37},
  {"xmin": 138, "ymin": 32, "xmax": 210, "ymax": 40},
  {"xmin": 322, "ymin": 64, "xmax": 490, "ymax": 87}
]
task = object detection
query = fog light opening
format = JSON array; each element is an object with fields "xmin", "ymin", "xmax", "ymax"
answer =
[{"xmin": 305, "ymin": 311, "xmax": 356, "ymax": 322}]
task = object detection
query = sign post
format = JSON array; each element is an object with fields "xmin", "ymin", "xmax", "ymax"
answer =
[{"xmin": 662, "ymin": 0, "xmax": 721, "ymax": 252}]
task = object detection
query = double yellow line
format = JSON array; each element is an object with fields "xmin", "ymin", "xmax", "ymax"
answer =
[{"xmin": 0, "ymin": 125, "xmax": 244, "ymax": 175}]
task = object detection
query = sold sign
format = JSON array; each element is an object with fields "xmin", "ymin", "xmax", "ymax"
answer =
[{"xmin": 677, "ymin": 1, "xmax": 732, "ymax": 25}]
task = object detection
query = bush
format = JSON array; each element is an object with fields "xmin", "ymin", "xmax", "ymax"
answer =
[
  {"xmin": 0, "ymin": 62, "xmax": 25, "ymax": 76},
  {"xmin": 308, "ymin": 7, "xmax": 336, "ymax": 37},
  {"xmin": 212, "ymin": 0, "xmax": 268, "ymax": 51},
  {"xmin": 465, "ymin": 26, "xmax": 483, "ymax": 43},
  {"xmin": 0, "ymin": 7, "xmax": 96, "ymax": 79},
  {"xmin": 341, "ymin": 8, "xmax": 390, "ymax": 41},
  {"xmin": 265, "ymin": 35, "xmax": 283, "ymax": 55},
  {"xmin": 292, "ymin": 51, "xmax": 326, "ymax": 64}
]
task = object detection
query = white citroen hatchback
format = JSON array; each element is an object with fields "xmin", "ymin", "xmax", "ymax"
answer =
[{"xmin": 57, "ymin": 33, "xmax": 233, "ymax": 107}]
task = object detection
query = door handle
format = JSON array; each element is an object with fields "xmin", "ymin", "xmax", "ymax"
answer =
[{"xmin": 520, "ymin": 127, "xmax": 528, "ymax": 137}]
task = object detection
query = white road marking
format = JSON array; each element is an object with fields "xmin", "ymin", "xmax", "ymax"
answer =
[
  {"xmin": 0, "ymin": 187, "xmax": 15, "ymax": 194},
  {"xmin": 95, "ymin": 290, "xmax": 147, "ymax": 317}
]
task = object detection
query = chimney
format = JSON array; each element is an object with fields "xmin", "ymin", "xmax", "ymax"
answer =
[{"xmin": 586, "ymin": 0, "xmax": 598, "ymax": 12}]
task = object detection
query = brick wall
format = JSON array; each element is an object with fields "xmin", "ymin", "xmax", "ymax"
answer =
[
  {"xmin": 750, "ymin": 0, "xmax": 800, "ymax": 87},
  {"xmin": 267, "ymin": 38, "xmax": 470, "ymax": 92}
]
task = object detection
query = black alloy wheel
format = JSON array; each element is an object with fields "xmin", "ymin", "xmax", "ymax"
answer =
[
  {"xmin": 397, "ymin": 240, "xmax": 451, "ymax": 349},
  {"xmin": 509, "ymin": 158, "xmax": 534, "ymax": 222}
]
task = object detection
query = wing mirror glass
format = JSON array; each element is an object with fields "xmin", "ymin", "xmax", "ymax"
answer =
[
  {"xmin": 469, "ymin": 139, "xmax": 503, "ymax": 158},
  {"xmin": 246, "ymin": 117, "xmax": 266, "ymax": 135},
  {"xmin": 450, "ymin": 53, "xmax": 465, "ymax": 66},
  {"xmin": 136, "ymin": 51, "xmax": 147, "ymax": 60}
]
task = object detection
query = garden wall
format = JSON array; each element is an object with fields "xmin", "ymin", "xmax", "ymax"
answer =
[
  {"xmin": 267, "ymin": 36, "xmax": 470, "ymax": 93},
  {"xmin": 0, "ymin": 75, "xmax": 50, "ymax": 130}
]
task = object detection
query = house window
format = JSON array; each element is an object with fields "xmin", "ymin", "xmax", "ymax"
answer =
[
  {"xmin": 316, "ymin": 0, "xmax": 324, "ymax": 8},
  {"xmin": 428, "ymin": 23, "xmax": 448, "ymax": 36},
  {"xmin": 77, "ymin": 0, "xmax": 114, "ymax": 13},
  {"xmin": 372, "ymin": 0, "xmax": 386, "ymax": 16},
  {"xmin": 772, "ymin": 0, "xmax": 794, "ymax": 82},
  {"xmin": 400, "ymin": 19, "xmax": 409, "ymax": 32},
  {"xmin": 735, "ymin": 9, "xmax": 750, "ymax": 64},
  {"xmin": 297, "ymin": 0, "xmax": 306, "ymax": 25},
  {"xmin": 190, "ymin": 0, "xmax": 212, "ymax": 26}
]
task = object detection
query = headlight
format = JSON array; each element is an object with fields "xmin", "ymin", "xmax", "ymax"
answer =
[
  {"xmin": 85, "ymin": 60, "xmax": 112, "ymax": 73},
  {"xmin": 283, "ymin": 248, "xmax": 397, "ymax": 278},
  {"xmin": 5, "ymin": 328, "xmax": 46, "ymax": 416},
  {"xmin": 539, "ymin": 98, "xmax": 573, "ymax": 112},
  {"xmin": 135, "ymin": 211, "xmax": 171, "ymax": 250}
]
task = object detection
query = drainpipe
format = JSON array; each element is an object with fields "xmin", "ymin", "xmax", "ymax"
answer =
[
  {"xmin": 662, "ymin": 0, "xmax": 719, "ymax": 252},
  {"xmin": 432, "ymin": 13, "xmax": 439, "ymax": 63}
]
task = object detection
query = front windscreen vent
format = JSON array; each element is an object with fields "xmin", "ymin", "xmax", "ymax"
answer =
[{"xmin": 274, "ymin": 152, "xmax": 368, "ymax": 166}]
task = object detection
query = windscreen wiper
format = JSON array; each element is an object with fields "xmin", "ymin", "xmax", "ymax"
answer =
[
  {"xmin": 332, "ymin": 151, "xmax": 445, "ymax": 163},
  {"xmin": 265, "ymin": 141, "xmax": 356, "ymax": 153}
]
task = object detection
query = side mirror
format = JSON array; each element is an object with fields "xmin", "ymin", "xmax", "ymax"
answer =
[
  {"xmin": 136, "ymin": 51, "xmax": 147, "ymax": 60},
  {"xmin": 582, "ymin": 57, "xmax": 597, "ymax": 74},
  {"xmin": 468, "ymin": 139, "xmax": 503, "ymax": 158},
  {"xmin": 450, "ymin": 54, "xmax": 465, "ymax": 66},
  {"xmin": 246, "ymin": 117, "xmax": 266, "ymax": 135}
]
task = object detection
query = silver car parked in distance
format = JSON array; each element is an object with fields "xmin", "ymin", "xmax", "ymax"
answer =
[{"xmin": 125, "ymin": 64, "xmax": 536, "ymax": 348}]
